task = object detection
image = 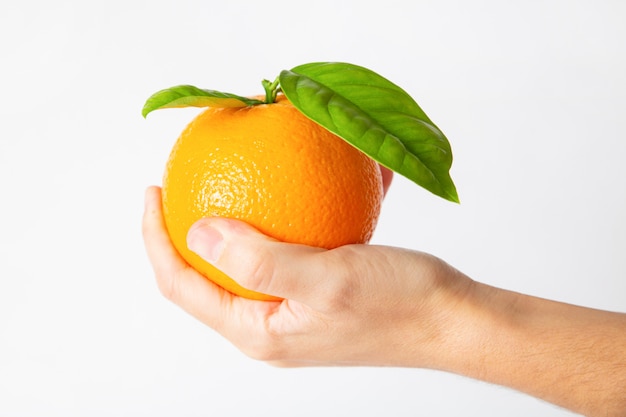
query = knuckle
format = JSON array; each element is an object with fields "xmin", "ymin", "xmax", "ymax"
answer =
[
  {"xmin": 155, "ymin": 274, "xmax": 177, "ymax": 301},
  {"xmin": 237, "ymin": 315, "xmax": 289, "ymax": 362},
  {"xmin": 316, "ymin": 248, "xmax": 361, "ymax": 312},
  {"xmin": 240, "ymin": 333, "xmax": 285, "ymax": 362},
  {"xmin": 154, "ymin": 267, "xmax": 185, "ymax": 303},
  {"xmin": 237, "ymin": 252, "xmax": 278, "ymax": 294}
]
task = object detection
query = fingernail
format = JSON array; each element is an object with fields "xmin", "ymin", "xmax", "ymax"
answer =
[{"xmin": 187, "ymin": 223, "xmax": 224, "ymax": 264}]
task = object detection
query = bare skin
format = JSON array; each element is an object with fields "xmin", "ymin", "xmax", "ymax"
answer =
[{"xmin": 142, "ymin": 181, "xmax": 626, "ymax": 417}]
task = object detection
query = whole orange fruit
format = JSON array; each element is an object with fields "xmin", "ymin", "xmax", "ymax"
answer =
[{"xmin": 162, "ymin": 95, "xmax": 384, "ymax": 300}]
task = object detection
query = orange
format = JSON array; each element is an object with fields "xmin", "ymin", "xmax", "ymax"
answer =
[{"xmin": 162, "ymin": 94, "xmax": 384, "ymax": 300}]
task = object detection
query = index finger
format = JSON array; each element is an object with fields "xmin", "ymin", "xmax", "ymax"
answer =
[{"xmin": 142, "ymin": 186, "xmax": 237, "ymax": 328}]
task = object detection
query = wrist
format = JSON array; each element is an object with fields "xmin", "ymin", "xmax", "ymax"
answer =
[{"xmin": 426, "ymin": 279, "xmax": 626, "ymax": 416}]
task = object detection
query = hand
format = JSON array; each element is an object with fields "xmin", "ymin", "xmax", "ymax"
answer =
[
  {"xmin": 142, "ymin": 175, "xmax": 626, "ymax": 416},
  {"xmin": 142, "ymin": 184, "xmax": 473, "ymax": 367}
]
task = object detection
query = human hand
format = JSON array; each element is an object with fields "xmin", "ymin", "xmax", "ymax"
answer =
[
  {"xmin": 142, "ymin": 182, "xmax": 626, "ymax": 416},
  {"xmin": 142, "ymin": 183, "xmax": 473, "ymax": 368}
]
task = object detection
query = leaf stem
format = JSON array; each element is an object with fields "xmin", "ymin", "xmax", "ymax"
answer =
[{"xmin": 262, "ymin": 77, "xmax": 281, "ymax": 104}]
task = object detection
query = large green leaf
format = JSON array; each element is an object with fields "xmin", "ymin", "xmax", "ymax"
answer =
[
  {"xmin": 279, "ymin": 62, "xmax": 459, "ymax": 203},
  {"xmin": 142, "ymin": 85, "xmax": 264, "ymax": 118}
]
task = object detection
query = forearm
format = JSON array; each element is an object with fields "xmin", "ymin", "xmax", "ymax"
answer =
[{"xmin": 431, "ymin": 281, "xmax": 626, "ymax": 416}]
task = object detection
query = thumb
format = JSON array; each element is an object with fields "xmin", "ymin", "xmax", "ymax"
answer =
[{"xmin": 187, "ymin": 218, "xmax": 330, "ymax": 302}]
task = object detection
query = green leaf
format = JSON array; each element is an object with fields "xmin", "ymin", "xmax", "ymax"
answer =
[
  {"xmin": 279, "ymin": 62, "xmax": 459, "ymax": 203},
  {"xmin": 142, "ymin": 85, "xmax": 264, "ymax": 118}
]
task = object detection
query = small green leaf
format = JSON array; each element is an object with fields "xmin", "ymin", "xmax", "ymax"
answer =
[
  {"xmin": 142, "ymin": 85, "xmax": 264, "ymax": 118},
  {"xmin": 279, "ymin": 62, "xmax": 459, "ymax": 203}
]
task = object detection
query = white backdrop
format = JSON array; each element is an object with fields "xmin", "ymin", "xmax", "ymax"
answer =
[{"xmin": 1, "ymin": 1, "xmax": 624, "ymax": 416}]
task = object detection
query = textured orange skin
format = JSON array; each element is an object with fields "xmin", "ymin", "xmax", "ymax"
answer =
[{"xmin": 162, "ymin": 95, "xmax": 384, "ymax": 300}]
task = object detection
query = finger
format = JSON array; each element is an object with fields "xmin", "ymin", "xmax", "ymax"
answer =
[
  {"xmin": 186, "ymin": 217, "xmax": 338, "ymax": 306},
  {"xmin": 143, "ymin": 187, "xmax": 313, "ymax": 358},
  {"xmin": 379, "ymin": 165, "xmax": 393, "ymax": 197},
  {"xmin": 142, "ymin": 186, "xmax": 187, "ymax": 282},
  {"xmin": 142, "ymin": 186, "xmax": 237, "ymax": 328}
]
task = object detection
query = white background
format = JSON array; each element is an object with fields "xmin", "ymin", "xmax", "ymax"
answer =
[{"xmin": 1, "ymin": 1, "xmax": 625, "ymax": 416}]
